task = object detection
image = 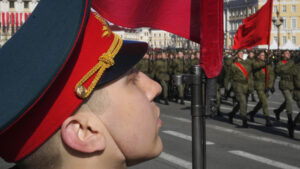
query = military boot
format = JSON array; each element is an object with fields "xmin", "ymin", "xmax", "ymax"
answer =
[
  {"xmin": 228, "ymin": 113, "xmax": 234, "ymax": 124},
  {"xmin": 251, "ymin": 93, "xmax": 256, "ymax": 102},
  {"xmin": 242, "ymin": 118, "xmax": 248, "ymax": 128},
  {"xmin": 287, "ymin": 114, "xmax": 294, "ymax": 138},
  {"xmin": 248, "ymin": 111, "xmax": 256, "ymax": 122},
  {"xmin": 180, "ymin": 98, "xmax": 185, "ymax": 105},
  {"xmin": 164, "ymin": 98, "xmax": 169, "ymax": 105},
  {"xmin": 265, "ymin": 116, "xmax": 273, "ymax": 127},
  {"xmin": 273, "ymin": 109, "xmax": 281, "ymax": 121}
]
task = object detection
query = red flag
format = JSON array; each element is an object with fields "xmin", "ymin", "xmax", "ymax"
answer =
[
  {"xmin": 91, "ymin": 0, "xmax": 223, "ymax": 78},
  {"xmin": 20, "ymin": 13, "xmax": 23, "ymax": 26},
  {"xmin": 232, "ymin": 0, "xmax": 273, "ymax": 49},
  {"xmin": 11, "ymin": 13, "xmax": 14, "ymax": 27},
  {"xmin": 25, "ymin": 13, "xmax": 28, "ymax": 21},
  {"xmin": 16, "ymin": 12, "xmax": 19, "ymax": 27},
  {"xmin": 6, "ymin": 12, "xmax": 9, "ymax": 28}
]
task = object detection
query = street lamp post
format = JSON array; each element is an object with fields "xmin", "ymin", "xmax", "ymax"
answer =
[{"xmin": 272, "ymin": 9, "xmax": 283, "ymax": 54}]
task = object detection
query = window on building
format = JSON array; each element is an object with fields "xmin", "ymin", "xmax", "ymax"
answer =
[
  {"xmin": 9, "ymin": 1, "xmax": 14, "ymax": 8},
  {"xmin": 274, "ymin": 36, "xmax": 278, "ymax": 43},
  {"xmin": 292, "ymin": 18, "xmax": 297, "ymax": 28},
  {"xmin": 292, "ymin": 5, "xmax": 296, "ymax": 12},
  {"xmin": 24, "ymin": 1, "xmax": 29, "ymax": 8},
  {"xmin": 282, "ymin": 5, "xmax": 286, "ymax": 12},
  {"xmin": 282, "ymin": 18, "xmax": 287, "ymax": 28},
  {"xmin": 292, "ymin": 36, "xmax": 296, "ymax": 44},
  {"xmin": 283, "ymin": 36, "xmax": 287, "ymax": 44},
  {"xmin": 273, "ymin": 6, "xmax": 278, "ymax": 13},
  {"xmin": 159, "ymin": 33, "xmax": 161, "ymax": 37},
  {"xmin": 154, "ymin": 34, "xmax": 156, "ymax": 37},
  {"xmin": 140, "ymin": 36, "xmax": 143, "ymax": 40}
]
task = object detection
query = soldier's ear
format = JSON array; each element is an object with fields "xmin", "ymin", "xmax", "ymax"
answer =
[{"xmin": 61, "ymin": 113, "xmax": 106, "ymax": 153}]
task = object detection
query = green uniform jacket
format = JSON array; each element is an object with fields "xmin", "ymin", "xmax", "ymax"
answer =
[
  {"xmin": 246, "ymin": 57, "xmax": 255, "ymax": 92},
  {"xmin": 293, "ymin": 63, "xmax": 300, "ymax": 101},
  {"xmin": 293, "ymin": 63, "xmax": 300, "ymax": 90},
  {"xmin": 154, "ymin": 59, "xmax": 170, "ymax": 81},
  {"xmin": 172, "ymin": 58, "xmax": 185, "ymax": 75},
  {"xmin": 230, "ymin": 59, "xmax": 252, "ymax": 93},
  {"xmin": 224, "ymin": 57, "xmax": 235, "ymax": 90},
  {"xmin": 135, "ymin": 58, "xmax": 151, "ymax": 76},
  {"xmin": 252, "ymin": 60, "xmax": 275, "ymax": 90},
  {"xmin": 275, "ymin": 59, "xmax": 294, "ymax": 90}
]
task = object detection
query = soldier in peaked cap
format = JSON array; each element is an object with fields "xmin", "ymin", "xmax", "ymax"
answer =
[{"xmin": 0, "ymin": 0, "xmax": 163, "ymax": 169}]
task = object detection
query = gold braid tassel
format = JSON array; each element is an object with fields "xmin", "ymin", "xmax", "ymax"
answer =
[
  {"xmin": 75, "ymin": 53, "xmax": 114, "ymax": 99},
  {"xmin": 75, "ymin": 34, "xmax": 123, "ymax": 99}
]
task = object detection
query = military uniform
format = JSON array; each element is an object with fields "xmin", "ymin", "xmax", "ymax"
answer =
[
  {"xmin": 223, "ymin": 56, "xmax": 235, "ymax": 99},
  {"xmin": 274, "ymin": 59, "xmax": 294, "ymax": 118},
  {"xmin": 248, "ymin": 60, "xmax": 275, "ymax": 126},
  {"xmin": 135, "ymin": 58, "xmax": 152, "ymax": 78},
  {"xmin": 274, "ymin": 58, "xmax": 295, "ymax": 138},
  {"xmin": 154, "ymin": 58, "xmax": 170, "ymax": 104},
  {"xmin": 292, "ymin": 62, "xmax": 300, "ymax": 134},
  {"xmin": 228, "ymin": 58, "xmax": 252, "ymax": 127},
  {"xmin": 172, "ymin": 57, "xmax": 185, "ymax": 104},
  {"xmin": 246, "ymin": 57, "xmax": 256, "ymax": 102}
]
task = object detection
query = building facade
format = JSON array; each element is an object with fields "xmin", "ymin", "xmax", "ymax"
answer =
[
  {"xmin": 111, "ymin": 26, "xmax": 200, "ymax": 50},
  {"xmin": 0, "ymin": 0, "xmax": 39, "ymax": 47},
  {"xmin": 224, "ymin": 0, "xmax": 300, "ymax": 50}
]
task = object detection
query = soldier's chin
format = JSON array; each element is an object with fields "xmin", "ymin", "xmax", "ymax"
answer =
[
  {"xmin": 126, "ymin": 141, "xmax": 163, "ymax": 166},
  {"xmin": 126, "ymin": 152, "xmax": 162, "ymax": 166}
]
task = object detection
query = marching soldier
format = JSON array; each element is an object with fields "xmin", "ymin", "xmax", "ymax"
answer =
[
  {"xmin": 228, "ymin": 50, "xmax": 252, "ymax": 127},
  {"xmin": 246, "ymin": 51, "xmax": 257, "ymax": 102},
  {"xmin": 291, "ymin": 58, "xmax": 300, "ymax": 137},
  {"xmin": 135, "ymin": 53, "xmax": 152, "ymax": 77},
  {"xmin": 154, "ymin": 52, "xmax": 170, "ymax": 105},
  {"xmin": 248, "ymin": 51, "xmax": 275, "ymax": 127},
  {"xmin": 173, "ymin": 51, "xmax": 185, "ymax": 104},
  {"xmin": 274, "ymin": 50, "xmax": 295, "ymax": 138}
]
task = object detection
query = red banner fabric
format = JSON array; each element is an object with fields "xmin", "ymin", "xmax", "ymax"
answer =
[
  {"xmin": 20, "ymin": 13, "xmax": 23, "ymax": 26},
  {"xmin": 6, "ymin": 12, "xmax": 9, "ymax": 28},
  {"xmin": 232, "ymin": 0, "xmax": 273, "ymax": 49},
  {"xmin": 16, "ymin": 13, "xmax": 19, "ymax": 27},
  {"xmin": 25, "ymin": 13, "xmax": 28, "ymax": 21},
  {"xmin": 11, "ymin": 13, "xmax": 14, "ymax": 27},
  {"xmin": 91, "ymin": 0, "xmax": 223, "ymax": 78}
]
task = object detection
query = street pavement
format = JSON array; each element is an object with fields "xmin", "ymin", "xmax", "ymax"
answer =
[{"xmin": 1, "ymin": 80, "xmax": 300, "ymax": 169}]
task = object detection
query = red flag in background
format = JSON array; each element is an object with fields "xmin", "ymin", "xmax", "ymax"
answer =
[
  {"xmin": 232, "ymin": 0, "xmax": 273, "ymax": 49},
  {"xmin": 16, "ymin": 13, "xmax": 19, "ymax": 27},
  {"xmin": 92, "ymin": 0, "xmax": 223, "ymax": 78},
  {"xmin": 20, "ymin": 13, "xmax": 23, "ymax": 26},
  {"xmin": 11, "ymin": 13, "xmax": 14, "ymax": 27}
]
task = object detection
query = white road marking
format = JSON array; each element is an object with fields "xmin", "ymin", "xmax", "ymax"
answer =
[
  {"xmin": 162, "ymin": 114, "xmax": 300, "ymax": 150},
  {"xmin": 159, "ymin": 152, "xmax": 192, "ymax": 169},
  {"xmin": 229, "ymin": 150, "xmax": 300, "ymax": 169},
  {"xmin": 162, "ymin": 130, "xmax": 214, "ymax": 145}
]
